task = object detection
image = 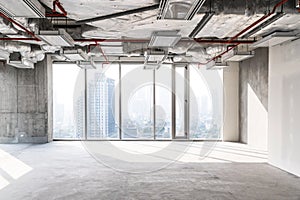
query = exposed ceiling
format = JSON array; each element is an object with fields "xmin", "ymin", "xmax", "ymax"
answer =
[{"xmin": 0, "ymin": 0, "xmax": 299, "ymax": 69}]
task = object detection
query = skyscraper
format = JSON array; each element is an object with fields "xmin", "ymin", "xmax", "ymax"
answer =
[
  {"xmin": 87, "ymin": 73, "xmax": 115, "ymax": 138},
  {"xmin": 75, "ymin": 92, "xmax": 84, "ymax": 138}
]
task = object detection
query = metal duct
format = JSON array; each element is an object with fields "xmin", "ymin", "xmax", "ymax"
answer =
[
  {"xmin": 41, "ymin": 44, "xmax": 61, "ymax": 53},
  {"xmin": 3, "ymin": 41, "xmax": 31, "ymax": 53},
  {"xmin": 0, "ymin": 17, "xmax": 18, "ymax": 34},
  {"xmin": 21, "ymin": 50, "xmax": 45, "ymax": 63}
]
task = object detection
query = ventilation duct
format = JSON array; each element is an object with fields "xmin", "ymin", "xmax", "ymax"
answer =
[
  {"xmin": 22, "ymin": 50, "xmax": 45, "ymax": 63},
  {"xmin": 0, "ymin": 0, "xmax": 45, "ymax": 18},
  {"xmin": 251, "ymin": 31, "xmax": 298, "ymax": 48},
  {"xmin": 41, "ymin": 44, "xmax": 61, "ymax": 53},
  {"xmin": 206, "ymin": 46, "xmax": 226, "ymax": 56},
  {"xmin": 3, "ymin": 42, "xmax": 31, "ymax": 53},
  {"xmin": 157, "ymin": 0, "xmax": 206, "ymax": 20},
  {"xmin": 169, "ymin": 40, "xmax": 194, "ymax": 54},
  {"xmin": 123, "ymin": 42, "xmax": 148, "ymax": 55},
  {"xmin": 186, "ymin": 47, "xmax": 208, "ymax": 63},
  {"xmin": 90, "ymin": 44, "xmax": 124, "ymax": 56},
  {"xmin": 206, "ymin": 58, "xmax": 228, "ymax": 70},
  {"xmin": 144, "ymin": 49, "xmax": 167, "ymax": 64},
  {"xmin": 37, "ymin": 29, "xmax": 74, "ymax": 47},
  {"xmin": 62, "ymin": 49, "xmax": 89, "ymax": 61},
  {"xmin": 206, "ymin": 61, "xmax": 228, "ymax": 70},
  {"xmin": 76, "ymin": 60, "xmax": 96, "ymax": 69},
  {"xmin": 222, "ymin": 45, "xmax": 254, "ymax": 62},
  {"xmin": 0, "ymin": 18, "xmax": 18, "ymax": 34},
  {"xmin": 7, "ymin": 52, "xmax": 34, "ymax": 69},
  {"xmin": 149, "ymin": 31, "xmax": 181, "ymax": 48}
]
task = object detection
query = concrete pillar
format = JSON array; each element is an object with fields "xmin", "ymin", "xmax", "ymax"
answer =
[
  {"xmin": 238, "ymin": 48, "xmax": 268, "ymax": 150},
  {"xmin": 0, "ymin": 56, "xmax": 53, "ymax": 143},
  {"xmin": 223, "ymin": 62, "xmax": 239, "ymax": 142},
  {"xmin": 47, "ymin": 55, "xmax": 53, "ymax": 142}
]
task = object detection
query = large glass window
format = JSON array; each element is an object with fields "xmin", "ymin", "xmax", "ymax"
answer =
[
  {"xmin": 155, "ymin": 65, "xmax": 172, "ymax": 139},
  {"xmin": 87, "ymin": 64, "xmax": 119, "ymax": 139},
  {"xmin": 175, "ymin": 66, "xmax": 186, "ymax": 138},
  {"xmin": 121, "ymin": 64, "xmax": 154, "ymax": 139},
  {"xmin": 53, "ymin": 63, "xmax": 223, "ymax": 140},
  {"xmin": 53, "ymin": 64, "xmax": 85, "ymax": 139},
  {"xmin": 189, "ymin": 65, "xmax": 223, "ymax": 139}
]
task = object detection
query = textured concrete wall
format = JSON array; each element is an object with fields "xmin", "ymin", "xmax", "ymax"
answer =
[
  {"xmin": 223, "ymin": 62, "xmax": 239, "ymax": 142},
  {"xmin": 0, "ymin": 58, "xmax": 52, "ymax": 143},
  {"xmin": 239, "ymin": 48, "xmax": 268, "ymax": 146}
]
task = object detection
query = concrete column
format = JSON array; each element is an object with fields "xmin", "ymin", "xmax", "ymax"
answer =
[
  {"xmin": 46, "ymin": 55, "xmax": 53, "ymax": 142},
  {"xmin": 223, "ymin": 62, "xmax": 239, "ymax": 142},
  {"xmin": 0, "ymin": 55, "xmax": 53, "ymax": 143},
  {"xmin": 239, "ymin": 48, "xmax": 268, "ymax": 150}
]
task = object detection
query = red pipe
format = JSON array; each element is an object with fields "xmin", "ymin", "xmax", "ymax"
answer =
[
  {"xmin": 198, "ymin": 45, "xmax": 238, "ymax": 66},
  {"xmin": 47, "ymin": 0, "xmax": 67, "ymax": 17},
  {"xmin": 0, "ymin": 13, "xmax": 40, "ymax": 41},
  {"xmin": 94, "ymin": 42, "xmax": 109, "ymax": 64},
  {"xmin": 199, "ymin": 0, "xmax": 289, "ymax": 66},
  {"xmin": 55, "ymin": 0, "xmax": 67, "ymax": 16},
  {"xmin": 228, "ymin": 0, "xmax": 289, "ymax": 43}
]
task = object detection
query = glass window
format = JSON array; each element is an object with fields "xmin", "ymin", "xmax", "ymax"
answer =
[
  {"xmin": 53, "ymin": 62, "xmax": 223, "ymax": 141},
  {"xmin": 155, "ymin": 65, "xmax": 172, "ymax": 139},
  {"xmin": 87, "ymin": 64, "xmax": 119, "ymax": 139},
  {"xmin": 53, "ymin": 64, "xmax": 85, "ymax": 139},
  {"xmin": 175, "ymin": 66, "xmax": 186, "ymax": 138},
  {"xmin": 189, "ymin": 65, "xmax": 223, "ymax": 139},
  {"xmin": 121, "ymin": 64, "xmax": 154, "ymax": 139}
]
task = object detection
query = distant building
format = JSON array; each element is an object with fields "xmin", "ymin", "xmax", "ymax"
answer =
[
  {"xmin": 75, "ymin": 92, "xmax": 84, "ymax": 138},
  {"xmin": 87, "ymin": 73, "xmax": 115, "ymax": 138}
]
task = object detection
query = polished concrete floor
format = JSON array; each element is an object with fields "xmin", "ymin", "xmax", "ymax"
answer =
[{"xmin": 0, "ymin": 141, "xmax": 299, "ymax": 200}]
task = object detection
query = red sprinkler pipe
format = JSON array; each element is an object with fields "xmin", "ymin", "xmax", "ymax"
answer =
[
  {"xmin": 199, "ymin": 0, "xmax": 289, "ymax": 66},
  {"xmin": 94, "ymin": 42, "xmax": 109, "ymax": 64},
  {"xmin": 0, "ymin": 13, "xmax": 40, "ymax": 41},
  {"xmin": 198, "ymin": 45, "xmax": 238, "ymax": 66},
  {"xmin": 228, "ymin": 0, "xmax": 289, "ymax": 43},
  {"xmin": 53, "ymin": 0, "xmax": 67, "ymax": 16},
  {"xmin": 47, "ymin": 0, "xmax": 67, "ymax": 17}
]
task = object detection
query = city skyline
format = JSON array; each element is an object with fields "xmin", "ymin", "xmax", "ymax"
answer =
[{"xmin": 53, "ymin": 65, "xmax": 222, "ymax": 140}]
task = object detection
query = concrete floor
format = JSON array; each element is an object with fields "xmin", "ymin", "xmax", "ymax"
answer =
[{"xmin": 0, "ymin": 141, "xmax": 299, "ymax": 200}]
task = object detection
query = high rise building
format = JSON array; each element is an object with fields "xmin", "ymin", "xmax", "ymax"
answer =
[
  {"xmin": 75, "ymin": 92, "xmax": 84, "ymax": 138},
  {"xmin": 87, "ymin": 73, "xmax": 115, "ymax": 138}
]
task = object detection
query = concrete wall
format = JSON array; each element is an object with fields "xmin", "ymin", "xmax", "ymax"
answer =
[
  {"xmin": 0, "ymin": 56, "xmax": 52, "ymax": 143},
  {"xmin": 239, "ymin": 48, "xmax": 268, "ymax": 150},
  {"xmin": 268, "ymin": 39, "xmax": 300, "ymax": 177},
  {"xmin": 223, "ymin": 62, "xmax": 239, "ymax": 142}
]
